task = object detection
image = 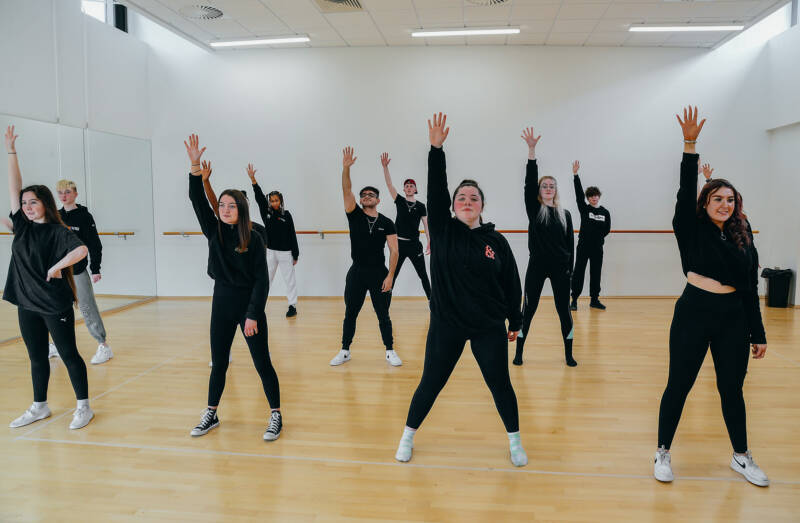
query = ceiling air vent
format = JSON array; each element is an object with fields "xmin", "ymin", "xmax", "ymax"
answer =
[
  {"xmin": 466, "ymin": 0, "xmax": 510, "ymax": 6},
  {"xmin": 313, "ymin": 0, "xmax": 364, "ymax": 13},
  {"xmin": 178, "ymin": 5, "xmax": 224, "ymax": 20}
]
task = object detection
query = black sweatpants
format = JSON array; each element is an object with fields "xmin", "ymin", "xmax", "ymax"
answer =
[
  {"xmin": 405, "ymin": 317, "xmax": 519, "ymax": 432},
  {"xmin": 208, "ymin": 283, "xmax": 280, "ymax": 409},
  {"xmin": 342, "ymin": 264, "xmax": 393, "ymax": 350},
  {"xmin": 658, "ymin": 284, "xmax": 751, "ymax": 453},
  {"xmin": 516, "ymin": 261, "xmax": 574, "ymax": 357},
  {"xmin": 571, "ymin": 241, "xmax": 603, "ymax": 300},
  {"xmin": 18, "ymin": 306, "xmax": 88, "ymax": 402},
  {"xmin": 393, "ymin": 239, "xmax": 431, "ymax": 299}
]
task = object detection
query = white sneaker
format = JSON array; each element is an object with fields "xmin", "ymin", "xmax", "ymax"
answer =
[
  {"xmin": 9, "ymin": 403, "xmax": 51, "ymax": 428},
  {"xmin": 385, "ymin": 350, "xmax": 402, "ymax": 366},
  {"xmin": 209, "ymin": 352, "xmax": 233, "ymax": 367},
  {"xmin": 90, "ymin": 343, "xmax": 113, "ymax": 365},
  {"xmin": 329, "ymin": 350, "xmax": 351, "ymax": 366},
  {"xmin": 730, "ymin": 451, "xmax": 769, "ymax": 486},
  {"xmin": 69, "ymin": 405, "xmax": 94, "ymax": 429},
  {"xmin": 654, "ymin": 446, "xmax": 674, "ymax": 482},
  {"xmin": 48, "ymin": 343, "xmax": 59, "ymax": 358},
  {"xmin": 395, "ymin": 438, "xmax": 413, "ymax": 462}
]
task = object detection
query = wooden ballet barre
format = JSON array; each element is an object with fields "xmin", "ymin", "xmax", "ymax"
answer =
[
  {"xmin": 162, "ymin": 229, "xmax": 758, "ymax": 237},
  {"xmin": 1, "ymin": 231, "xmax": 137, "ymax": 237}
]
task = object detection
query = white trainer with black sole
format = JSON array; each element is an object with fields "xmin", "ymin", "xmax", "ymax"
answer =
[
  {"xmin": 730, "ymin": 451, "xmax": 769, "ymax": 486},
  {"xmin": 654, "ymin": 446, "xmax": 674, "ymax": 482},
  {"xmin": 329, "ymin": 349, "xmax": 351, "ymax": 366},
  {"xmin": 9, "ymin": 403, "xmax": 52, "ymax": 428},
  {"xmin": 190, "ymin": 408, "xmax": 219, "ymax": 437},
  {"xmin": 263, "ymin": 411, "xmax": 282, "ymax": 441},
  {"xmin": 385, "ymin": 350, "xmax": 402, "ymax": 367}
]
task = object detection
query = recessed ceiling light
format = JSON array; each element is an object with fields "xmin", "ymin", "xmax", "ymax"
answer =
[
  {"xmin": 210, "ymin": 36, "xmax": 311, "ymax": 48},
  {"xmin": 412, "ymin": 27, "xmax": 520, "ymax": 38},
  {"xmin": 629, "ymin": 24, "xmax": 744, "ymax": 32}
]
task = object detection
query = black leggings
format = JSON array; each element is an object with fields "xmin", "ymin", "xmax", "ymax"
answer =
[
  {"xmin": 342, "ymin": 264, "xmax": 393, "ymax": 350},
  {"xmin": 658, "ymin": 284, "xmax": 750, "ymax": 453},
  {"xmin": 571, "ymin": 242, "xmax": 603, "ymax": 300},
  {"xmin": 516, "ymin": 262, "xmax": 574, "ymax": 357},
  {"xmin": 393, "ymin": 239, "xmax": 431, "ymax": 299},
  {"xmin": 208, "ymin": 284, "xmax": 280, "ymax": 409},
  {"xmin": 18, "ymin": 306, "xmax": 88, "ymax": 402},
  {"xmin": 405, "ymin": 317, "xmax": 519, "ymax": 432}
]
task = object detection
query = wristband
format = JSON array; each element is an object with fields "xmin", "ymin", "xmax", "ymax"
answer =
[{"xmin": 683, "ymin": 140, "xmax": 697, "ymax": 144}]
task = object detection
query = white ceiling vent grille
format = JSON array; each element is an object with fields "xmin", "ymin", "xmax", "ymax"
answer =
[
  {"xmin": 313, "ymin": 0, "xmax": 364, "ymax": 13},
  {"xmin": 466, "ymin": 0, "xmax": 510, "ymax": 6},
  {"xmin": 178, "ymin": 5, "xmax": 224, "ymax": 20}
]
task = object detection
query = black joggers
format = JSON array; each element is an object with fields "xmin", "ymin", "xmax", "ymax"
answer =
[
  {"xmin": 571, "ymin": 241, "xmax": 603, "ymax": 300},
  {"xmin": 342, "ymin": 264, "xmax": 394, "ymax": 351},
  {"xmin": 393, "ymin": 239, "xmax": 431, "ymax": 299}
]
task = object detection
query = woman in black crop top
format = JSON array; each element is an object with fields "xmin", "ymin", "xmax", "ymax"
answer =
[
  {"xmin": 4, "ymin": 126, "xmax": 95, "ymax": 431},
  {"xmin": 394, "ymin": 113, "xmax": 527, "ymax": 467},
  {"xmin": 184, "ymin": 134, "xmax": 282, "ymax": 442},
  {"xmin": 654, "ymin": 107, "xmax": 769, "ymax": 487}
]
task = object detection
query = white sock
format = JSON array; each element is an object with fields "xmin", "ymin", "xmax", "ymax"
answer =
[
  {"xmin": 76, "ymin": 399, "xmax": 89, "ymax": 409},
  {"xmin": 508, "ymin": 431, "xmax": 528, "ymax": 467},
  {"xmin": 401, "ymin": 426, "xmax": 416, "ymax": 442},
  {"xmin": 33, "ymin": 401, "xmax": 48, "ymax": 410}
]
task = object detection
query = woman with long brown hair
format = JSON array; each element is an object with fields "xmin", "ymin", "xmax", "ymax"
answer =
[
  {"xmin": 4, "ymin": 125, "xmax": 94, "ymax": 430},
  {"xmin": 654, "ymin": 107, "xmax": 768, "ymax": 486},
  {"xmin": 184, "ymin": 134, "xmax": 282, "ymax": 441}
]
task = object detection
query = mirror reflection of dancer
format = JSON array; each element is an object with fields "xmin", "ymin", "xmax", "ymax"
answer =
[
  {"xmin": 514, "ymin": 128, "xmax": 576, "ymax": 367},
  {"xmin": 380, "ymin": 152, "xmax": 431, "ymax": 299},
  {"xmin": 395, "ymin": 114, "xmax": 527, "ymax": 467},
  {"xmin": 654, "ymin": 108, "xmax": 769, "ymax": 487},
  {"xmin": 184, "ymin": 135, "xmax": 282, "ymax": 441},
  {"xmin": 330, "ymin": 147, "xmax": 401, "ymax": 367},
  {"xmin": 4, "ymin": 126, "xmax": 94, "ymax": 430}
]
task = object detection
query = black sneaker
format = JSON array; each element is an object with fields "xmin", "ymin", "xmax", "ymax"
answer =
[
  {"xmin": 190, "ymin": 408, "xmax": 219, "ymax": 437},
  {"xmin": 263, "ymin": 411, "xmax": 282, "ymax": 441},
  {"xmin": 590, "ymin": 299, "xmax": 606, "ymax": 310},
  {"xmin": 286, "ymin": 305, "xmax": 297, "ymax": 318},
  {"xmin": 570, "ymin": 300, "xmax": 578, "ymax": 311}
]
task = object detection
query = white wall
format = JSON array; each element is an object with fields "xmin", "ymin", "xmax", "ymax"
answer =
[{"xmin": 134, "ymin": 14, "xmax": 782, "ymax": 297}]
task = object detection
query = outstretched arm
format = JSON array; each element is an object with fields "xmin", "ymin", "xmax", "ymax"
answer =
[
  {"xmin": 427, "ymin": 112, "xmax": 451, "ymax": 237},
  {"xmin": 5, "ymin": 126, "xmax": 21, "ymax": 214},
  {"xmin": 342, "ymin": 147, "xmax": 357, "ymax": 213},
  {"xmin": 572, "ymin": 161, "xmax": 588, "ymax": 214},
  {"xmin": 247, "ymin": 164, "xmax": 271, "ymax": 226},
  {"xmin": 521, "ymin": 127, "xmax": 542, "ymax": 222},
  {"xmin": 381, "ymin": 153, "xmax": 399, "ymax": 201},
  {"xmin": 673, "ymin": 107, "xmax": 705, "ymax": 241},
  {"xmin": 184, "ymin": 134, "xmax": 216, "ymax": 237},
  {"xmin": 200, "ymin": 160, "xmax": 219, "ymax": 215}
]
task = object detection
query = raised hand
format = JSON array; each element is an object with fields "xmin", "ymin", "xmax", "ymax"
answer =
[
  {"xmin": 246, "ymin": 163, "xmax": 257, "ymax": 183},
  {"xmin": 200, "ymin": 160, "xmax": 213, "ymax": 182},
  {"xmin": 701, "ymin": 163, "xmax": 714, "ymax": 180},
  {"xmin": 380, "ymin": 152, "xmax": 391, "ymax": 168},
  {"xmin": 676, "ymin": 106, "xmax": 706, "ymax": 141},
  {"xmin": 183, "ymin": 133, "xmax": 206, "ymax": 164},
  {"xmin": 521, "ymin": 127, "xmax": 541, "ymax": 149},
  {"xmin": 428, "ymin": 112, "xmax": 450, "ymax": 148},
  {"xmin": 572, "ymin": 160, "xmax": 580, "ymax": 175},
  {"xmin": 343, "ymin": 146, "xmax": 357, "ymax": 168},
  {"xmin": 5, "ymin": 125, "xmax": 18, "ymax": 152}
]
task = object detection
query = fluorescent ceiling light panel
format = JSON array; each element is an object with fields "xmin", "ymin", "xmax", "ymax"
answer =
[
  {"xmin": 412, "ymin": 27, "xmax": 520, "ymax": 37},
  {"xmin": 211, "ymin": 36, "xmax": 310, "ymax": 48},
  {"xmin": 629, "ymin": 25, "xmax": 743, "ymax": 32}
]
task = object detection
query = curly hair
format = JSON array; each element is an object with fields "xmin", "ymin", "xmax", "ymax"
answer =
[{"xmin": 696, "ymin": 179, "xmax": 751, "ymax": 251}]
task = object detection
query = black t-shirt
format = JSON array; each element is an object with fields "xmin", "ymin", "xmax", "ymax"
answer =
[
  {"xmin": 3, "ymin": 209, "xmax": 84, "ymax": 315},
  {"xmin": 346, "ymin": 206, "xmax": 396, "ymax": 267},
  {"xmin": 393, "ymin": 194, "xmax": 427, "ymax": 241}
]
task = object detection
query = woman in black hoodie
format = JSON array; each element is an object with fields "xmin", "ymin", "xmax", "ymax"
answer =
[
  {"xmin": 184, "ymin": 134, "xmax": 282, "ymax": 442},
  {"xmin": 394, "ymin": 113, "xmax": 526, "ymax": 467}
]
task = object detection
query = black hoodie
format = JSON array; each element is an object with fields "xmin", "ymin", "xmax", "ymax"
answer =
[
  {"xmin": 252, "ymin": 183, "xmax": 300, "ymax": 260},
  {"xmin": 573, "ymin": 174, "xmax": 611, "ymax": 246},
  {"xmin": 190, "ymin": 174, "xmax": 267, "ymax": 320},
  {"xmin": 524, "ymin": 160, "xmax": 574, "ymax": 269},
  {"xmin": 427, "ymin": 146, "xmax": 522, "ymax": 333},
  {"xmin": 59, "ymin": 204, "xmax": 102, "ymax": 275}
]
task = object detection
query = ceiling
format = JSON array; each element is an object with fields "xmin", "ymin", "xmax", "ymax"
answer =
[{"xmin": 122, "ymin": 0, "xmax": 789, "ymax": 49}]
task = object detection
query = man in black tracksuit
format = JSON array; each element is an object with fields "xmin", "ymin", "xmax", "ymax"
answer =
[{"xmin": 570, "ymin": 162, "xmax": 611, "ymax": 310}]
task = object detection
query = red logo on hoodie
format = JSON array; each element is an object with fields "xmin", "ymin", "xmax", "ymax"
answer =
[{"xmin": 485, "ymin": 246, "xmax": 495, "ymax": 260}]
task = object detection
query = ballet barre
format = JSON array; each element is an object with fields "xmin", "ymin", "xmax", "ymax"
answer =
[
  {"xmin": 1, "ymin": 231, "xmax": 137, "ymax": 237},
  {"xmin": 162, "ymin": 229, "xmax": 758, "ymax": 238}
]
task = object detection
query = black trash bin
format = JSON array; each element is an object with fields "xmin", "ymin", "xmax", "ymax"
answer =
[{"xmin": 761, "ymin": 268, "xmax": 793, "ymax": 308}]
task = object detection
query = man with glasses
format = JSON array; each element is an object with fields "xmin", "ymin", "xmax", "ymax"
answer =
[{"xmin": 330, "ymin": 147, "xmax": 401, "ymax": 367}]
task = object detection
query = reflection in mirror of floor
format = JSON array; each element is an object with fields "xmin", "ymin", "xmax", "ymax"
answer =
[{"xmin": 1, "ymin": 296, "xmax": 798, "ymax": 521}]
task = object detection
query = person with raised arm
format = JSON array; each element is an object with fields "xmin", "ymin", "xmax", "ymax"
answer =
[
  {"xmin": 654, "ymin": 107, "xmax": 768, "ymax": 487},
  {"xmin": 394, "ymin": 113, "xmax": 526, "ymax": 467},
  {"xmin": 381, "ymin": 152, "xmax": 431, "ymax": 299},
  {"xmin": 4, "ymin": 125, "xmax": 94, "ymax": 430},
  {"xmin": 330, "ymin": 147, "xmax": 401, "ymax": 367}
]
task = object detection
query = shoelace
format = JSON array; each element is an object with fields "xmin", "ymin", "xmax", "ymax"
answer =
[
  {"xmin": 198, "ymin": 409, "xmax": 215, "ymax": 427},
  {"xmin": 267, "ymin": 413, "xmax": 281, "ymax": 433},
  {"xmin": 656, "ymin": 449, "xmax": 670, "ymax": 464}
]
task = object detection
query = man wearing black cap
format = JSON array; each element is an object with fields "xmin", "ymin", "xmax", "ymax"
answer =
[{"xmin": 380, "ymin": 152, "xmax": 431, "ymax": 299}]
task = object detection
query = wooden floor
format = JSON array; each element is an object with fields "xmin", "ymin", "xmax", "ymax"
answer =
[{"xmin": 1, "ymin": 296, "xmax": 798, "ymax": 522}]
